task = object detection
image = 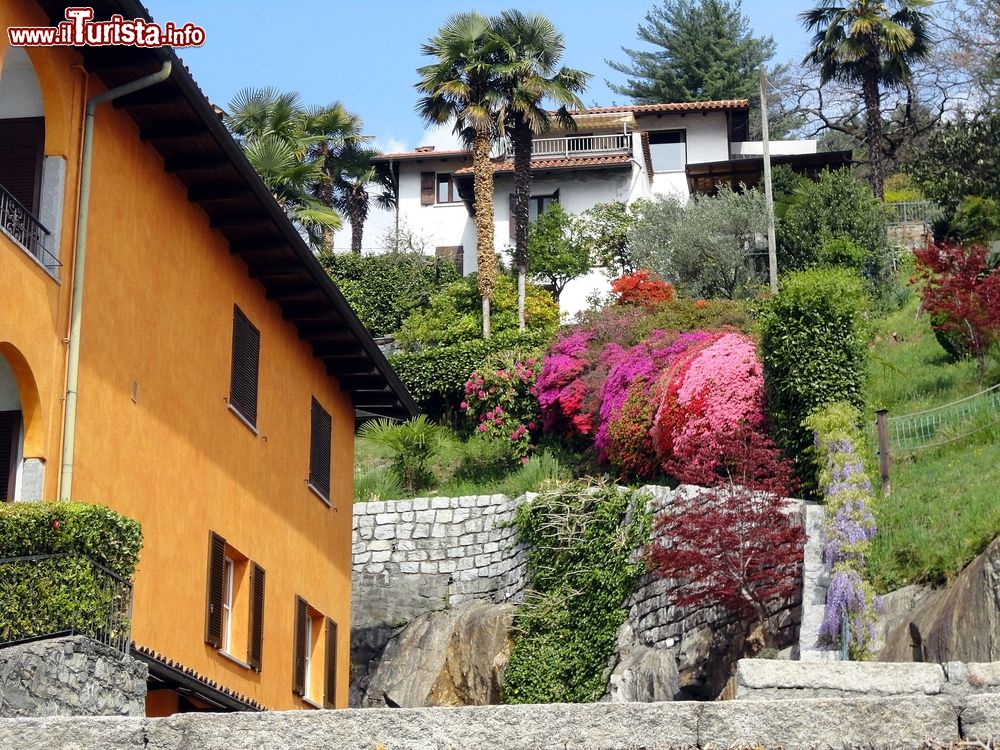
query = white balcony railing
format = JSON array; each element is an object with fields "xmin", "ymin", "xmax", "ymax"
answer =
[{"xmin": 503, "ymin": 133, "xmax": 632, "ymax": 160}]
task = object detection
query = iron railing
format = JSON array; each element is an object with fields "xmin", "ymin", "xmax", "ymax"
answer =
[
  {"xmin": 885, "ymin": 200, "xmax": 943, "ymax": 226},
  {"xmin": 503, "ymin": 133, "xmax": 632, "ymax": 160},
  {"xmin": 0, "ymin": 554, "xmax": 133, "ymax": 654},
  {"xmin": 879, "ymin": 382, "xmax": 1000, "ymax": 453},
  {"xmin": 0, "ymin": 183, "xmax": 59, "ymax": 273}
]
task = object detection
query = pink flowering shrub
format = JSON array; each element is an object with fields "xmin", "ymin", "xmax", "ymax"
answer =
[
  {"xmin": 596, "ymin": 330, "xmax": 711, "ymax": 467},
  {"xmin": 653, "ymin": 332, "xmax": 779, "ymax": 484},
  {"xmin": 461, "ymin": 357, "xmax": 541, "ymax": 462}
]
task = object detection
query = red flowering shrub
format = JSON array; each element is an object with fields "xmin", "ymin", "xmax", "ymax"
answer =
[
  {"xmin": 652, "ymin": 331, "xmax": 784, "ymax": 486},
  {"xmin": 461, "ymin": 357, "xmax": 541, "ymax": 462},
  {"xmin": 598, "ymin": 331, "xmax": 711, "ymax": 477},
  {"xmin": 605, "ymin": 379, "xmax": 660, "ymax": 479},
  {"xmin": 912, "ymin": 242, "xmax": 1000, "ymax": 380},
  {"xmin": 611, "ymin": 269, "xmax": 675, "ymax": 308}
]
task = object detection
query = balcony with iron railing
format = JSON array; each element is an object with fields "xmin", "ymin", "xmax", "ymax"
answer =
[
  {"xmin": 503, "ymin": 132, "xmax": 632, "ymax": 160},
  {"xmin": 0, "ymin": 182, "xmax": 59, "ymax": 275},
  {"xmin": 0, "ymin": 553, "xmax": 134, "ymax": 654}
]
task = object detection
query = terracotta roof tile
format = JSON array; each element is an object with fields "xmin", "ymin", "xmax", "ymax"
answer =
[
  {"xmin": 573, "ymin": 99, "xmax": 750, "ymax": 115},
  {"xmin": 132, "ymin": 642, "xmax": 266, "ymax": 711},
  {"xmin": 453, "ymin": 154, "xmax": 632, "ymax": 175},
  {"xmin": 373, "ymin": 149, "xmax": 472, "ymax": 161}
]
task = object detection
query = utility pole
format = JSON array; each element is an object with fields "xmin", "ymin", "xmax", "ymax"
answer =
[{"xmin": 759, "ymin": 64, "xmax": 778, "ymax": 295}]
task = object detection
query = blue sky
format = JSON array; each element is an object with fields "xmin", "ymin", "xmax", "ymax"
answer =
[{"xmin": 164, "ymin": 0, "xmax": 816, "ymax": 153}]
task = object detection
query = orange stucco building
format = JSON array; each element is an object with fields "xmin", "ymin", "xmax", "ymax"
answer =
[{"xmin": 0, "ymin": 0, "xmax": 415, "ymax": 713}]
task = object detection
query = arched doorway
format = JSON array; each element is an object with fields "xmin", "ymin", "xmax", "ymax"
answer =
[{"xmin": 0, "ymin": 354, "xmax": 24, "ymax": 501}]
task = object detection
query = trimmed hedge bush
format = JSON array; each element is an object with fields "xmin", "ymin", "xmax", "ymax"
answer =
[
  {"xmin": 0, "ymin": 502, "xmax": 142, "ymax": 644},
  {"xmin": 319, "ymin": 251, "xmax": 460, "ymax": 337},
  {"xmin": 390, "ymin": 329, "xmax": 551, "ymax": 422},
  {"xmin": 759, "ymin": 268, "xmax": 869, "ymax": 490},
  {"xmin": 777, "ymin": 169, "xmax": 893, "ymax": 299}
]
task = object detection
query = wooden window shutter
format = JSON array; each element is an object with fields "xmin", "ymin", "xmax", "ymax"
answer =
[
  {"xmin": 229, "ymin": 305, "xmax": 260, "ymax": 426},
  {"xmin": 0, "ymin": 411, "xmax": 21, "ymax": 502},
  {"xmin": 324, "ymin": 618, "xmax": 338, "ymax": 708},
  {"xmin": 247, "ymin": 563, "xmax": 265, "ymax": 671},
  {"xmin": 0, "ymin": 118, "xmax": 44, "ymax": 214},
  {"xmin": 204, "ymin": 532, "xmax": 227, "ymax": 648},
  {"xmin": 309, "ymin": 398, "xmax": 332, "ymax": 500},
  {"xmin": 292, "ymin": 596, "xmax": 308, "ymax": 696},
  {"xmin": 420, "ymin": 172, "xmax": 435, "ymax": 205}
]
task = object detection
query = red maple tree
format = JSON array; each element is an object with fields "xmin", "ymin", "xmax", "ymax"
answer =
[
  {"xmin": 647, "ymin": 426, "xmax": 805, "ymax": 638},
  {"xmin": 913, "ymin": 242, "xmax": 1000, "ymax": 381}
]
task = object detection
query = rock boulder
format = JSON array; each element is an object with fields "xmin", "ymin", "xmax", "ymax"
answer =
[
  {"xmin": 356, "ymin": 600, "xmax": 515, "ymax": 707},
  {"xmin": 880, "ymin": 536, "xmax": 1000, "ymax": 663}
]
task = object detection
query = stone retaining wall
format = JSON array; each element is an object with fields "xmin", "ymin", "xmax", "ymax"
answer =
[
  {"xmin": 0, "ymin": 636, "xmax": 147, "ymax": 717},
  {"xmin": 735, "ymin": 658, "xmax": 1000, "ymax": 700},
  {"xmin": 6, "ymin": 694, "xmax": 1000, "ymax": 750},
  {"xmin": 352, "ymin": 494, "xmax": 529, "ymax": 629}
]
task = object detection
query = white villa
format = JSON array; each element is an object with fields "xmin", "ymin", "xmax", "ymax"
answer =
[{"xmin": 371, "ymin": 99, "xmax": 849, "ymax": 315}]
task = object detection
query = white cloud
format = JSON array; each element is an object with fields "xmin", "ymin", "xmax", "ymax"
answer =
[
  {"xmin": 418, "ymin": 121, "xmax": 463, "ymax": 151},
  {"xmin": 375, "ymin": 136, "xmax": 409, "ymax": 154}
]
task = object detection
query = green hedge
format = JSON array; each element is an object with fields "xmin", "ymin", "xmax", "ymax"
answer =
[
  {"xmin": 319, "ymin": 251, "xmax": 460, "ymax": 337},
  {"xmin": 758, "ymin": 268, "xmax": 869, "ymax": 492},
  {"xmin": 0, "ymin": 502, "xmax": 142, "ymax": 644},
  {"xmin": 390, "ymin": 329, "xmax": 551, "ymax": 421}
]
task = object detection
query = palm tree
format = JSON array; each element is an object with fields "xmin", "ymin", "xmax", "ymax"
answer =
[
  {"xmin": 800, "ymin": 0, "xmax": 931, "ymax": 199},
  {"xmin": 302, "ymin": 102, "xmax": 366, "ymax": 251},
  {"xmin": 416, "ymin": 12, "xmax": 508, "ymax": 338},
  {"xmin": 226, "ymin": 87, "xmax": 343, "ymax": 249},
  {"xmin": 331, "ymin": 143, "xmax": 397, "ymax": 254},
  {"xmin": 493, "ymin": 11, "xmax": 589, "ymax": 329}
]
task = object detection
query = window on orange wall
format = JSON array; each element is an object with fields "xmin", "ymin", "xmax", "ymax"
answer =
[
  {"xmin": 293, "ymin": 596, "xmax": 338, "ymax": 708},
  {"xmin": 205, "ymin": 532, "xmax": 265, "ymax": 671},
  {"xmin": 309, "ymin": 397, "xmax": 332, "ymax": 503}
]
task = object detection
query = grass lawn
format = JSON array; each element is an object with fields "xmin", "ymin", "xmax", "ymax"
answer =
[{"xmin": 867, "ymin": 289, "xmax": 1000, "ymax": 592}]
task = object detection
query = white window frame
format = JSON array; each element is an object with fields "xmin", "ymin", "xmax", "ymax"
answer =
[
  {"xmin": 302, "ymin": 616, "xmax": 313, "ymax": 699},
  {"xmin": 222, "ymin": 557, "xmax": 234, "ymax": 654}
]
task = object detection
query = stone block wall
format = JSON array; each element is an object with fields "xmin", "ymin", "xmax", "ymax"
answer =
[
  {"xmin": 0, "ymin": 636, "xmax": 147, "ymax": 717},
  {"xmin": 352, "ymin": 494, "xmax": 529, "ymax": 628}
]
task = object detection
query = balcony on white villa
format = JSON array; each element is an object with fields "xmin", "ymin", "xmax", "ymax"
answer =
[{"xmin": 504, "ymin": 132, "xmax": 633, "ymax": 160}]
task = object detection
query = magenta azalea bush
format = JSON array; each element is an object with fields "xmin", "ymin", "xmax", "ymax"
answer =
[
  {"xmin": 652, "ymin": 331, "xmax": 770, "ymax": 481},
  {"xmin": 535, "ymin": 302, "xmax": 785, "ymax": 485},
  {"xmin": 461, "ymin": 357, "xmax": 541, "ymax": 462},
  {"xmin": 595, "ymin": 331, "xmax": 710, "ymax": 463}
]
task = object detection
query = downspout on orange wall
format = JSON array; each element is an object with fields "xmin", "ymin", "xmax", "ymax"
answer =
[{"xmin": 59, "ymin": 61, "xmax": 172, "ymax": 500}]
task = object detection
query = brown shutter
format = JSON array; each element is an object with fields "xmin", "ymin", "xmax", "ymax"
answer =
[
  {"xmin": 0, "ymin": 118, "xmax": 44, "ymax": 214},
  {"xmin": 309, "ymin": 398, "xmax": 332, "ymax": 500},
  {"xmin": 420, "ymin": 172, "xmax": 435, "ymax": 205},
  {"xmin": 205, "ymin": 532, "xmax": 226, "ymax": 648},
  {"xmin": 293, "ymin": 596, "xmax": 308, "ymax": 696},
  {"xmin": 247, "ymin": 563, "xmax": 265, "ymax": 671},
  {"xmin": 230, "ymin": 305, "xmax": 260, "ymax": 426},
  {"xmin": 324, "ymin": 618, "xmax": 338, "ymax": 708},
  {"xmin": 0, "ymin": 411, "xmax": 21, "ymax": 502}
]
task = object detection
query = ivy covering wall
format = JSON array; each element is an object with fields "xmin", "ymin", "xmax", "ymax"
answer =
[{"xmin": 501, "ymin": 483, "xmax": 650, "ymax": 703}]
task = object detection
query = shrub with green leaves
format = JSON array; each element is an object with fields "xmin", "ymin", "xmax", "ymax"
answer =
[
  {"xmin": 319, "ymin": 251, "xmax": 459, "ymax": 337},
  {"xmin": 396, "ymin": 274, "xmax": 558, "ymax": 350},
  {"xmin": 778, "ymin": 169, "xmax": 893, "ymax": 298},
  {"xmin": 390, "ymin": 329, "xmax": 551, "ymax": 421},
  {"xmin": 0, "ymin": 502, "xmax": 142, "ymax": 644},
  {"xmin": 759, "ymin": 268, "xmax": 869, "ymax": 490},
  {"xmin": 502, "ymin": 482, "xmax": 650, "ymax": 704}
]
